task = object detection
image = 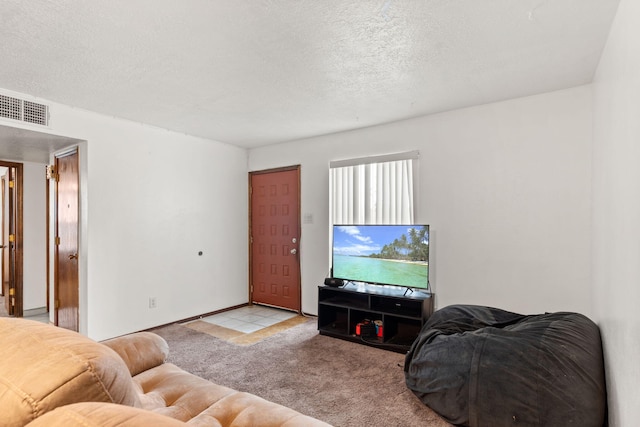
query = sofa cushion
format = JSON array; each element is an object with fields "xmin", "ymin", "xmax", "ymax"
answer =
[
  {"xmin": 188, "ymin": 390, "xmax": 331, "ymax": 427},
  {"xmin": 25, "ymin": 402, "xmax": 187, "ymax": 427},
  {"xmin": 102, "ymin": 332, "xmax": 170, "ymax": 377},
  {"xmin": 0, "ymin": 318, "xmax": 141, "ymax": 427},
  {"xmin": 132, "ymin": 362, "xmax": 331, "ymax": 426}
]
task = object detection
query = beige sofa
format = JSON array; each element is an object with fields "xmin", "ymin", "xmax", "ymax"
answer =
[{"xmin": 0, "ymin": 317, "xmax": 331, "ymax": 426}]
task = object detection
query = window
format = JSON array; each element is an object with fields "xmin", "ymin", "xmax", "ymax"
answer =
[{"xmin": 330, "ymin": 151, "xmax": 418, "ymax": 225}]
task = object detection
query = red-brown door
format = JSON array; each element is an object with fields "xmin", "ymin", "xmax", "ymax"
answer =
[
  {"xmin": 55, "ymin": 150, "xmax": 79, "ymax": 331},
  {"xmin": 250, "ymin": 167, "xmax": 301, "ymax": 312}
]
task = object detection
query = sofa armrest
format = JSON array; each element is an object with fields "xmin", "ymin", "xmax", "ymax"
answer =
[{"xmin": 102, "ymin": 332, "xmax": 169, "ymax": 377}]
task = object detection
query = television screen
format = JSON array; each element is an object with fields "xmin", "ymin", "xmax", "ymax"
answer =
[{"xmin": 332, "ymin": 224, "xmax": 429, "ymax": 289}]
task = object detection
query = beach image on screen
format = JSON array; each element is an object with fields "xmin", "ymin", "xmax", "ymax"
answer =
[{"xmin": 332, "ymin": 225, "xmax": 429, "ymax": 288}]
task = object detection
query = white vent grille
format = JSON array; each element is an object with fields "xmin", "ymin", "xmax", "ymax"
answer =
[
  {"xmin": 0, "ymin": 93, "xmax": 49, "ymax": 126},
  {"xmin": 0, "ymin": 94, "xmax": 21, "ymax": 121}
]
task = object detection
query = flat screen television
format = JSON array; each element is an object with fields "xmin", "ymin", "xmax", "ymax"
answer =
[{"xmin": 332, "ymin": 224, "xmax": 429, "ymax": 290}]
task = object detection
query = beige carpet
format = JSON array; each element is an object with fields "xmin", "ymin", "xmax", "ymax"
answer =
[
  {"xmin": 183, "ymin": 314, "xmax": 312, "ymax": 345},
  {"xmin": 153, "ymin": 318, "xmax": 452, "ymax": 427}
]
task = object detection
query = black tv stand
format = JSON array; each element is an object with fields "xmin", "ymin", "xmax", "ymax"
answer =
[{"xmin": 317, "ymin": 283, "xmax": 434, "ymax": 353}]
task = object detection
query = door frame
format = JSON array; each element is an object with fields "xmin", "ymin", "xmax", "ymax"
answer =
[
  {"xmin": 248, "ymin": 165, "xmax": 302, "ymax": 311},
  {"xmin": 0, "ymin": 160, "xmax": 23, "ymax": 317}
]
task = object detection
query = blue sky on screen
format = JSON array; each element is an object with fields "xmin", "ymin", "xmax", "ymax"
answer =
[{"xmin": 333, "ymin": 225, "xmax": 426, "ymax": 256}]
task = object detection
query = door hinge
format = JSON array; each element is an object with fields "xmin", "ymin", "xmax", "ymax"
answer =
[
  {"xmin": 46, "ymin": 165, "xmax": 59, "ymax": 181},
  {"xmin": 8, "ymin": 288, "xmax": 15, "ymax": 296},
  {"xmin": 8, "ymin": 180, "xmax": 14, "ymax": 188},
  {"xmin": 8, "ymin": 234, "xmax": 15, "ymax": 243},
  {"xmin": 55, "ymin": 236, "xmax": 61, "ymax": 245},
  {"xmin": 55, "ymin": 300, "xmax": 60, "ymax": 309}
]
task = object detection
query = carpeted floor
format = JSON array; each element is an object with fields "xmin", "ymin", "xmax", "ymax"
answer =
[{"xmin": 151, "ymin": 318, "xmax": 452, "ymax": 427}]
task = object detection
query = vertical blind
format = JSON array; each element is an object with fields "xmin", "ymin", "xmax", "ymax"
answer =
[{"xmin": 330, "ymin": 152, "xmax": 417, "ymax": 225}]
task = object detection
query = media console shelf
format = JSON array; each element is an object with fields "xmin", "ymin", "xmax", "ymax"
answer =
[{"xmin": 318, "ymin": 283, "xmax": 434, "ymax": 353}]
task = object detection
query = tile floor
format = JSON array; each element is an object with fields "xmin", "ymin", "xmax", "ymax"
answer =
[
  {"xmin": 24, "ymin": 310, "xmax": 50, "ymax": 323},
  {"xmin": 196, "ymin": 305, "xmax": 298, "ymax": 334},
  {"xmin": 0, "ymin": 295, "xmax": 50, "ymax": 323},
  {"xmin": 1, "ymin": 296, "xmax": 298, "ymax": 333}
]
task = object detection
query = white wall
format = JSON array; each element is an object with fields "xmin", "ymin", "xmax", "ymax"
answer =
[
  {"xmin": 30, "ymin": 102, "xmax": 250, "ymax": 341},
  {"xmin": 249, "ymin": 86, "xmax": 593, "ymax": 317},
  {"xmin": 592, "ymin": 0, "xmax": 640, "ymax": 424},
  {"xmin": 22, "ymin": 161, "xmax": 47, "ymax": 310}
]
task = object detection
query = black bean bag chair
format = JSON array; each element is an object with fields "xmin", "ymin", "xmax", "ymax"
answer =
[{"xmin": 404, "ymin": 305, "xmax": 607, "ymax": 427}]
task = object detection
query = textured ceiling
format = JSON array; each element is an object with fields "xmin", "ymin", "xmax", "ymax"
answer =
[{"xmin": 0, "ymin": 0, "xmax": 620, "ymax": 149}]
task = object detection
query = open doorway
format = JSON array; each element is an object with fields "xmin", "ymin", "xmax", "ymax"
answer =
[
  {"xmin": 0, "ymin": 124, "xmax": 83, "ymax": 326},
  {"xmin": 0, "ymin": 161, "xmax": 22, "ymax": 318},
  {"xmin": 0, "ymin": 160, "xmax": 52, "ymax": 323}
]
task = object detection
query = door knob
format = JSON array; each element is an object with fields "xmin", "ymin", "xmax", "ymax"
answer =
[
  {"xmin": 68, "ymin": 253, "xmax": 78, "ymax": 260},
  {"xmin": 292, "ymin": 238, "xmax": 297, "ymax": 243},
  {"xmin": 290, "ymin": 248, "xmax": 297, "ymax": 254}
]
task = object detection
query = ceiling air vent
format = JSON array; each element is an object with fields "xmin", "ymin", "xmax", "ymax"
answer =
[{"xmin": 0, "ymin": 93, "xmax": 49, "ymax": 126}]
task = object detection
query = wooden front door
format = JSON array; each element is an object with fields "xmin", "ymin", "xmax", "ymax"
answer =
[
  {"xmin": 250, "ymin": 167, "xmax": 301, "ymax": 312},
  {"xmin": 55, "ymin": 150, "xmax": 79, "ymax": 331}
]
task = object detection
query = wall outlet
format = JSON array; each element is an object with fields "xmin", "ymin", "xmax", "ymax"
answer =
[{"xmin": 149, "ymin": 297, "xmax": 157, "ymax": 309}]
